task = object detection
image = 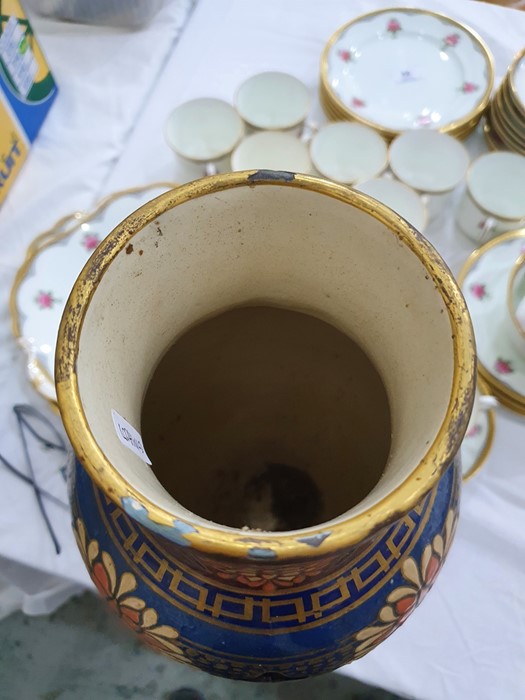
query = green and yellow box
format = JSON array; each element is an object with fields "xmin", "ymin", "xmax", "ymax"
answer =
[{"xmin": 0, "ymin": 1, "xmax": 57, "ymax": 205}]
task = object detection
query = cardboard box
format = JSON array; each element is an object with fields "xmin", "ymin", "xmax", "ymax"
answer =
[{"xmin": 0, "ymin": 1, "xmax": 57, "ymax": 205}]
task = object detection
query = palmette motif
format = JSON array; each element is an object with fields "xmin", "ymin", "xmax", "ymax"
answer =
[
  {"xmin": 72, "ymin": 458, "xmax": 459, "ymax": 681},
  {"xmin": 74, "ymin": 518, "xmax": 187, "ymax": 664}
]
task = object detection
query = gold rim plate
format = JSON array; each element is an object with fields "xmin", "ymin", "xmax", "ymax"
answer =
[
  {"xmin": 320, "ymin": 7, "xmax": 494, "ymax": 140},
  {"xmin": 457, "ymin": 229, "xmax": 525, "ymax": 414},
  {"xmin": 10, "ymin": 182, "xmax": 178, "ymax": 410}
]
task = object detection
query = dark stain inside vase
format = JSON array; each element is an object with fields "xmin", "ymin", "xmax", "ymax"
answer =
[{"xmin": 141, "ymin": 306, "xmax": 391, "ymax": 531}]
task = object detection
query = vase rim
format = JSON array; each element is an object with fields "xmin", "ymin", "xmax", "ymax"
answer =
[{"xmin": 55, "ymin": 170, "xmax": 475, "ymax": 557}]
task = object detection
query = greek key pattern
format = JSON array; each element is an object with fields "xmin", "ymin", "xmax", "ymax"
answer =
[{"xmin": 94, "ymin": 485, "xmax": 435, "ymax": 633}]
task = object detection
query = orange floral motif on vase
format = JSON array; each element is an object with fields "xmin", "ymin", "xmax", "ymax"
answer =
[
  {"xmin": 74, "ymin": 518, "xmax": 187, "ymax": 663},
  {"xmin": 353, "ymin": 508, "xmax": 457, "ymax": 658}
]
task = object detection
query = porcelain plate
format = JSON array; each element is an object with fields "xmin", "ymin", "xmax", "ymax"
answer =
[
  {"xmin": 11, "ymin": 183, "xmax": 175, "ymax": 407},
  {"xmin": 323, "ymin": 8, "xmax": 493, "ymax": 134}
]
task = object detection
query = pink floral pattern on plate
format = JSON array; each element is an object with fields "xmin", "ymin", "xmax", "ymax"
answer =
[
  {"xmin": 461, "ymin": 82, "xmax": 478, "ymax": 94},
  {"xmin": 82, "ymin": 233, "xmax": 101, "ymax": 251},
  {"xmin": 495, "ymin": 358, "xmax": 514, "ymax": 374},
  {"xmin": 338, "ymin": 49, "xmax": 352, "ymax": 62},
  {"xmin": 35, "ymin": 291, "xmax": 59, "ymax": 310},
  {"xmin": 351, "ymin": 97, "xmax": 366, "ymax": 108},
  {"xmin": 443, "ymin": 33, "xmax": 460, "ymax": 49},
  {"xmin": 386, "ymin": 18, "xmax": 401, "ymax": 36},
  {"xmin": 470, "ymin": 283, "xmax": 488, "ymax": 300},
  {"xmin": 416, "ymin": 113, "xmax": 433, "ymax": 127}
]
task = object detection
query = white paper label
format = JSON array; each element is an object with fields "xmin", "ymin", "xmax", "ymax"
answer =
[{"xmin": 111, "ymin": 409, "xmax": 152, "ymax": 464}]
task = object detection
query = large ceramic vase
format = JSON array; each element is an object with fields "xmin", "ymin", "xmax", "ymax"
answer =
[{"xmin": 56, "ymin": 171, "xmax": 475, "ymax": 681}]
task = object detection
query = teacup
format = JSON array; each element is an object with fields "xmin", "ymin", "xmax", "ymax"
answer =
[
  {"xmin": 466, "ymin": 384, "xmax": 498, "ymax": 436},
  {"xmin": 165, "ymin": 98, "xmax": 244, "ymax": 176},
  {"xmin": 310, "ymin": 122, "xmax": 388, "ymax": 185},
  {"xmin": 455, "ymin": 152, "xmax": 525, "ymax": 243},
  {"xmin": 389, "ymin": 131, "xmax": 469, "ymax": 218},
  {"xmin": 231, "ymin": 130, "xmax": 312, "ymax": 173},
  {"xmin": 356, "ymin": 177, "xmax": 428, "ymax": 233},
  {"xmin": 507, "ymin": 252, "xmax": 525, "ymax": 355},
  {"xmin": 234, "ymin": 71, "xmax": 310, "ymax": 133}
]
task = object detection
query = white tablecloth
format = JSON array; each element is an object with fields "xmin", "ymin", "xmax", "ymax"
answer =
[
  {"xmin": 0, "ymin": 0, "xmax": 195, "ymax": 612},
  {"xmin": 1, "ymin": 1, "xmax": 525, "ymax": 698}
]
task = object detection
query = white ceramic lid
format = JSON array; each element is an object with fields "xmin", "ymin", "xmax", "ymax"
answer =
[
  {"xmin": 310, "ymin": 122, "xmax": 388, "ymax": 184},
  {"xmin": 389, "ymin": 130, "xmax": 469, "ymax": 193},
  {"xmin": 231, "ymin": 131, "xmax": 312, "ymax": 173},
  {"xmin": 235, "ymin": 71, "xmax": 310, "ymax": 130},
  {"xmin": 323, "ymin": 8, "xmax": 493, "ymax": 134},
  {"xmin": 356, "ymin": 178, "xmax": 427, "ymax": 232},
  {"xmin": 468, "ymin": 152, "xmax": 525, "ymax": 220},
  {"xmin": 165, "ymin": 98, "xmax": 244, "ymax": 162}
]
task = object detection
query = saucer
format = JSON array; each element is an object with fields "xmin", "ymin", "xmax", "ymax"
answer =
[
  {"xmin": 461, "ymin": 378, "xmax": 496, "ymax": 482},
  {"xmin": 487, "ymin": 49, "xmax": 525, "ymax": 156},
  {"xmin": 494, "ymin": 89, "xmax": 525, "ymax": 147},
  {"xmin": 458, "ymin": 229, "xmax": 525, "ymax": 414},
  {"xmin": 489, "ymin": 99, "xmax": 525, "ymax": 156},
  {"xmin": 10, "ymin": 183, "xmax": 175, "ymax": 408},
  {"xmin": 320, "ymin": 8, "xmax": 494, "ymax": 140},
  {"xmin": 483, "ymin": 114, "xmax": 506, "ymax": 152}
]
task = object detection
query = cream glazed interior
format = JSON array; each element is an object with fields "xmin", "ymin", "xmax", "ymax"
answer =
[{"xmin": 71, "ymin": 175, "xmax": 456, "ymax": 534}]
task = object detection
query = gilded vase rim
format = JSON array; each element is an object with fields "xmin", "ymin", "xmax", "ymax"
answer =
[{"xmin": 55, "ymin": 170, "xmax": 475, "ymax": 557}]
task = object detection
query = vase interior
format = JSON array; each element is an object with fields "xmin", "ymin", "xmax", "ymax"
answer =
[
  {"xmin": 75, "ymin": 181, "xmax": 454, "ymax": 534},
  {"xmin": 141, "ymin": 305, "xmax": 392, "ymax": 531}
]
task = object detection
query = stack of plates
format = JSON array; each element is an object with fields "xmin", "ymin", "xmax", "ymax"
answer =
[
  {"xmin": 484, "ymin": 48, "xmax": 525, "ymax": 155},
  {"xmin": 320, "ymin": 7, "xmax": 494, "ymax": 141}
]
